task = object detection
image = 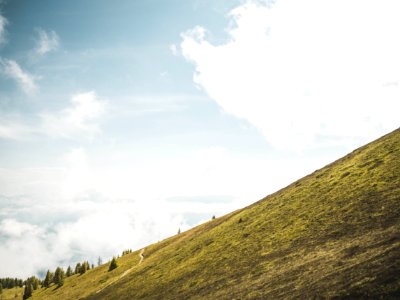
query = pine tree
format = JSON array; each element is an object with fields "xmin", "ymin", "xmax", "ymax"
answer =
[
  {"xmin": 28, "ymin": 277, "xmax": 40, "ymax": 290},
  {"xmin": 43, "ymin": 270, "xmax": 53, "ymax": 288},
  {"xmin": 122, "ymin": 249, "xmax": 133, "ymax": 256},
  {"xmin": 66, "ymin": 266, "xmax": 73, "ymax": 277},
  {"xmin": 108, "ymin": 257, "xmax": 118, "ymax": 271},
  {"xmin": 58, "ymin": 273, "xmax": 65, "ymax": 287},
  {"xmin": 75, "ymin": 263, "xmax": 81, "ymax": 274},
  {"xmin": 0, "ymin": 282, "xmax": 3, "ymax": 295},
  {"xmin": 23, "ymin": 284, "xmax": 33, "ymax": 300},
  {"xmin": 53, "ymin": 267, "xmax": 65, "ymax": 287},
  {"xmin": 79, "ymin": 262, "xmax": 87, "ymax": 275},
  {"xmin": 97, "ymin": 256, "xmax": 102, "ymax": 266}
]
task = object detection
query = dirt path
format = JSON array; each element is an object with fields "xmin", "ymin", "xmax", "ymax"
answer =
[
  {"xmin": 96, "ymin": 248, "xmax": 145, "ymax": 294},
  {"xmin": 139, "ymin": 248, "xmax": 145, "ymax": 264}
]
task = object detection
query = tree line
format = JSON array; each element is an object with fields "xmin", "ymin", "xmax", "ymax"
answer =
[
  {"xmin": 21, "ymin": 259, "xmax": 94, "ymax": 299},
  {"xmin": 1, "ymin": 248, "xmax": 137, "ymax": 299},
  {"xmin": 0, "ymin": 277, "xmax": 24, "ymax": 289}
]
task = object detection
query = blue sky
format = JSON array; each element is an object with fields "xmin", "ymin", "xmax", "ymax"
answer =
[{"xmin": 0, "ymin": 0, "xmax": 399, "ymax": 278}]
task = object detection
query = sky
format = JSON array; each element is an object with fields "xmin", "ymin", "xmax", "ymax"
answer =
[{"xmin": 0, "ymin": 0, "xmax": 399, "ymax": 278}]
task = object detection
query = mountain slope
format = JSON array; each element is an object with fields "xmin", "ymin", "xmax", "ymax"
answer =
[{"xmin": 34, "ymin": 128, "xmax": 400, "ymax": 299}]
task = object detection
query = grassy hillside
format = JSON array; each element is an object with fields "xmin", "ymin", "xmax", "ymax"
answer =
[
  {"xmin": 32, "ymin": 250, "xmax": 141, "ymax": 300},
  {"xmin": 1, "ymin": 287, "xmax": 24, "ymax": 300},
  {"xmin": 33, "ymin": 128, "xmax": 400, "ymax": 299}
]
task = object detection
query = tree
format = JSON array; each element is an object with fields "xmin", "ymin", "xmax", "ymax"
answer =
[
  {"xmin": 0, "ymin": 278, "xmax": 24, "ymax": 289},
  {"xmin": 97, "ymin": 256, "xmax": 102, "ymax": 266},
  {"xmin": 58, "ymin": 274, "xmax": 65, "ymax": 287},
  {"xmin": 75, "ymin": 263, "xmax": 81, "ymax": 274},
  {"xmin": 23, "ymin": 284, "xmax": 33, "ymax": 300},
  {"xmin": 212, "ymin": 215, "xmax": 216, "ymax": 220},
  {"xmin": 177, "ymin": 228, "xmax": 181, "ymax": 234},
  {"xmin": 53, "ymin": 267, "xmax": 65, "ymax": 287},
  {"xmin": 0, "ymin": 282, "xmax": 3, "ymax": 295},
  {"xmin": 122, "ymin": 249, "xmax": 133, "ymax": 256},
  {"xmin": 15, "ymin": 278, "xmax": 23, "ymax": 287},
  {"xmin": 79, "ymin": 261, "xmax": 90, "ymax": 275},
  {"xmin": 43, "ymin": 270, "xmax": 53, "ymax": 288},
  {"xmin": 80, "ymin": 264, "xmax": 86, "ymax": 274},
  {"xmin": 27, "ymin": 277, "xmax": 40, "ymax": 290},
  {"xmin": 108, "ymin": 257, "xmax": 118, "ymax": 271},
  {"xmin": 66, "ymin": 266, "xmax": 73, "ymax": 277}
]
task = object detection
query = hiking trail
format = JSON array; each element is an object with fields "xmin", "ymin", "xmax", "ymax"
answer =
[{"xmin": 96, "ymin": 248, "xmax": 145, "ymax": 294}]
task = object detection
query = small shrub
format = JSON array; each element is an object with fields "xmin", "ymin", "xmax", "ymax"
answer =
[{"xmin": 109, "ymin": 257, "xmax": 118, "ymax": 271}]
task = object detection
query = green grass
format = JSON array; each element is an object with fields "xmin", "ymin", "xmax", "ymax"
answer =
[
  {"xmin": 31, "ymin": 250, "xmax": 141, "ymax": 299},
  {"xmin": 1, "ymin": 287, "xmax": 23, "ymax": 300},
  {"xmin": 33, "ymin": 128, "xmax": 400, "ymax": 299}
]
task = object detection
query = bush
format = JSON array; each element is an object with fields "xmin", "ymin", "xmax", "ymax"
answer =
[{"xmin": 108, "ymin": 257, "xmax": 118, "ymax": 271}]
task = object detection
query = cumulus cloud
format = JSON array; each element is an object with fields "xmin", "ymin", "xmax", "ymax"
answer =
[
  {"xmin": 0, "ymin": 58, "xmax": 38, "ymax": 94},
  {"xmin": 180, "ymin": 0, "xmax": 400, "ymax": 150},
  {"xmin": 34, "ymin": 28, "xmax": 59, "ymax": 56},
  {"xmin": 0, "ymin": 91, "xmax": 105, "ymax": 140},
  {"xmin": 40, "ymin": 91, "xmax": 106, "ymax": 138},
  {"xmin": 0, "ymin": 14, "xmax": 7, "ymax": 45}
]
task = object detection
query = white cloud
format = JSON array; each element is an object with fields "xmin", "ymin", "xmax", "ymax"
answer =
[
  {"xmin": 40, "ymin": 91, "xmax": 105, "ymax": 138},
  {"xmin": 0, "ymin": 148, "xmax": 211, "ymax": 277},
  {"xmin": 0, "ymin": 198, "xmax": 186, "ymax": 278},
  {"xmin": 0, "ymin": 91, "xmax": 105, "ymax": 140},
  {"xmin": 0, "ymin": 141, "xmax": 333, "ymax": 278},
  {"xmin": 169, "ymin": 43, "xmax": 179, "ymax": 56},
  {"xmin": 34, "ymin": 28, "xmax": 59, "ymax": 56},
  {"xmin": 61, "ymin": 148, "xmax": 91, "ymax": 199},
  {"xmin": 0, "ymin": 14, "xmax": 7, "ymax": 45},
  {"xmin": 0, "ymin": 58, "xmax": 38, "ymax": 95},
  {"xmin": 0, "ymin": 219, "xmax": 49, "ymax": 278},
  {"xmin": 0, "ymin": 219, "xmax": 41, "ymax": 238},
  {"xmin": 180, "ymin": 0, "xmax": 400, "ymax": 151}
]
